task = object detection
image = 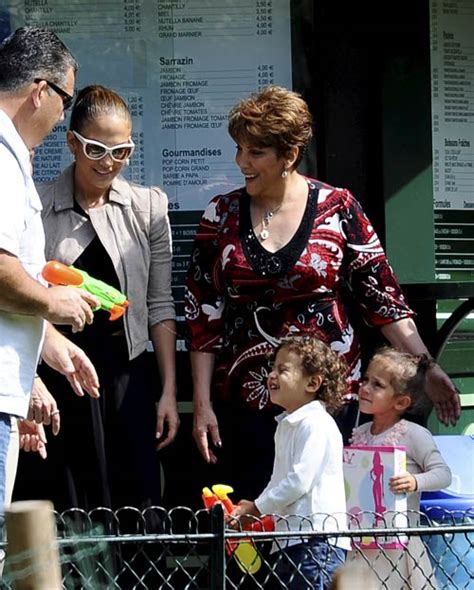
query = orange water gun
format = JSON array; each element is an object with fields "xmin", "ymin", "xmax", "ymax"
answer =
[
  {"xmin": 202, "ymin": 484, "xmax": 274, "ymax": 574},
  {"xmin": 42, "ymin": 261, "xmax": 129, "ymax": 321}
]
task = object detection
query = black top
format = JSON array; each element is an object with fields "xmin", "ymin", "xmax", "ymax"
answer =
[
  {"xmin": 240, "ymin": 185, "xmax": 319, "ymax": 278},
  {"xmin": 65, "ymin": 200, "xmax": 124, "ymax": 342}
]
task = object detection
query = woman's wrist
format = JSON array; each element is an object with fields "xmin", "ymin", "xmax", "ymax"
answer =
[
  {"xmin": 159, "ymin": 384, "xmax": 177, "ymax": 398},
  {"xmin": 193, "ymin": 393, "xmax": 213, "ymax": 409}
]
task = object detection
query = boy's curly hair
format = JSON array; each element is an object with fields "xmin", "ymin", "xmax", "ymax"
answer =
[{"xmin": 272, "ymin": 335, "xmax": 348, "ymax": 412}]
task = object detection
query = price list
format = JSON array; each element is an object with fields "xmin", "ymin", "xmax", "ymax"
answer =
[
  {"xmin": 2, "ymin": 0, "xmax": 291, "ymax": 316},
  {"xmin": 32, "ymin": 124, "xmax": 72, "ymax": 182},
  {"xmin": 257, "ymin": 63, "xmax": 275, "ymax": 89},
  {"xmin": 256, "ymin": 0, "xmax": 273, "ymax": 36},
  {"xmin": 430, "ymin": 0, "xmax": 474, "ymax": 281},
  {"xmin": 20, "ymin": 0, "xmax": 143, "ymax": 35},
  {"xmin": 155, "ymin": 0, "xmax": 290, "ymax": 212},
  {"xmin": 168, "ymin": 209, "xmax": 203, "ymax": 320},
  {"xmin": 125, "ymin": 95, "xmax": 145, "ymax": 184},
  {"xmin": 4, "ymin": 0, "xmax": 290, "ymax": 205},
  {"xmin": 155, "ymin": 0, "xmax": 274, "ymax": 38}
]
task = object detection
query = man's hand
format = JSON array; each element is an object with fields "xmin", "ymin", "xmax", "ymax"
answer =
[
  {"xmin": 18, "ymin": 419, "xmax": 47, "ymax": 459},
  {"xmin": 155, "ymin": 392, "xmax": 180, "ymax": 451},
  {"xmin": 0, "ymin": 251, "xmax": 97, "ymax": 333},
  {"xmin": 28, "ymin": 376, "xmax": 60, "ymax": 435},
  {"xmin": 41, "ymin": 325, "xmax": 100, "ymax": 398},
  {"xmin": 44, "ymin": 286, "xmax": 97, "ymax": 333}
]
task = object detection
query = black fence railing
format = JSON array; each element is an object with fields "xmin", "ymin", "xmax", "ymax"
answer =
[{"xmin": 1, "ymin": 506, "xmax": 472, "ymax": 589}]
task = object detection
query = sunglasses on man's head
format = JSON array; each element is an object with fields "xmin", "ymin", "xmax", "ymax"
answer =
[
  {"xmin": 72, "ymin": 131, "xmax": 135, "ymax": 163},
  {"xmin": 34, "ymin": 78, "xmax": 75, "ymax": 110}
]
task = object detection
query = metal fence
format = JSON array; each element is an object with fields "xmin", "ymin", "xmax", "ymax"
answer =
[{"xmin": 1, "ymin": 506, "xmax": 472, "ymax": 589}]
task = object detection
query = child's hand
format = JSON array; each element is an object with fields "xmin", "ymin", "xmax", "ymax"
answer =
[
  {"xmin": 228, "ymin": 500, "xmax": 261, "ymax": 529},
  {"xmin": 389, "ymin": 472, "xmax": 418, "ymax": 494},
  {"xmin": 233, "ymin": 500, "xmax": 260, "ymax": 518}
]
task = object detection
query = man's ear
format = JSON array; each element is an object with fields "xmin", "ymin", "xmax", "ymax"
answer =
[
  {"xmin": 31, "ymin": 80, "xmax": 46, "ymax": 109},
  {"xmin": 395, "ymin": 395, "xmax": 412, "ymax": 412},
  {"xmin": 307, "ymin": 374, "xmax": 323, "ymax": 394}
]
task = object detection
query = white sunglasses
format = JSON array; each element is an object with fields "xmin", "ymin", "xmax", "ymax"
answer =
[{"xmin": 72, "ymin": 130, "xmax": 135, "ymax": 162}]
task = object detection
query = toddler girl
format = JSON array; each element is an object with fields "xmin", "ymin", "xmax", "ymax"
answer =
[{"xmin": 350, "ymin": 347, "xmax": 452, "ymax": 589}]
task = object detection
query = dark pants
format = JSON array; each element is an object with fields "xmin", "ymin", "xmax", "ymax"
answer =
[{"xmin": 36, "ymin": 338, "xmax": 161, "ymax": 512}]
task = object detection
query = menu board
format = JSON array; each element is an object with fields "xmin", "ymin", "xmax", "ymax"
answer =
[
  {"xmin": 430, "ymin": 0, "xmax": 474, "ymax": 282},
  {"xmin": 0, "ymin": 0, "xmax": 292, "ymax": 318}
]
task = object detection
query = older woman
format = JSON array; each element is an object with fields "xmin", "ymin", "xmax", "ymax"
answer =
[
  {"xmin": 37, "ymin": 85, "xmax": 178, "ymax": 511},
  {"xmin": 185, "ymin": 86, "xmax": 459, "ymax": 499}
]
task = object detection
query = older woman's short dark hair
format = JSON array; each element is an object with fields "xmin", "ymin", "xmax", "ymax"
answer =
[{"xmin": 228, "ymin": 86, "xmax": 313, "ymax": 166}]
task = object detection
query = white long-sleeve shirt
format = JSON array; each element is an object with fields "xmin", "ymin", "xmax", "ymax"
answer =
[{"xmin": 255, "ymin": 400, "xmax": 349, "ymax": 549}]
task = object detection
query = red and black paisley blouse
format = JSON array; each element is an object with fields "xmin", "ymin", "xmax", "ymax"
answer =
[{"xmin": 185, "ymin": 178, "xmax": 414, "ymax": 410}]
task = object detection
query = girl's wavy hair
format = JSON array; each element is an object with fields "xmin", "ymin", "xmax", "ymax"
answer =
[
  {"xmin": 270, "ymin": 335, "xmax": 348, "ymax": 412},
  {"xmin": 370, "ymin": 346, "xmax": 435, "ymax": 413}
]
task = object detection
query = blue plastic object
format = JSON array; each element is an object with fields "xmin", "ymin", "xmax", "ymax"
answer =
[
  {"xmin": 420, "ymin": 435, "xmax": 473, "ymax": 590},
  {"xmin": 420, "ymin": 434, "xmax": 474, "ymax": 519}
]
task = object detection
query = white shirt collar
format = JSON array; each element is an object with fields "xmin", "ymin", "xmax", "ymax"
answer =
[
  {"xmin": 276, "ymin": 400, "xmax": 326, "ymax": 425},
  {"xmin": 0, "ymin": 108, "xmax": 31, "ymax": 175}
]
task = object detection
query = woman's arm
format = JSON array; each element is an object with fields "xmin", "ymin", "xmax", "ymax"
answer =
[
  {"xmin": 150, "ymin": 320, "xmax": 179, "ymax": 450},
  {"xmin": 339, "ymin": 193, "xmax": 459, "ymax": 426},
  {"xmin": 146, "ymin": 189, "xmax": 179, "ymax": 449},
  {"xmin": 381, "ymin": 318, "xmax": 460, "ymax": 425},
  {"xmin": 380, "ymin": 316, "xmax": 432, "ymax": 355},
  {"xmin": 190, "ymin": 350, "xmax": 221, "ymax": 464},
  {"xmin": 185, "ymin": 197, "xmax": 227, "ymax": 463}
]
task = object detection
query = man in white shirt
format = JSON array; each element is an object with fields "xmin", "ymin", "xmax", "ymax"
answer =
[{"xmin": 0, "ymin": 27, "xmax": 99, "ymax": 517}]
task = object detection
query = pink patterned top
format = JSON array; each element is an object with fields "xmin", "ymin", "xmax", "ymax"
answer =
[{"xmin": 350, "ymin": 419, "xmax": 452, "ymax": 516}]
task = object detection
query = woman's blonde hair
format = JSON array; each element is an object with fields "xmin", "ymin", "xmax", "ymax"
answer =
[{"xmin": 228, "ymin": 86, "xmax": 313, "ymax": 166}]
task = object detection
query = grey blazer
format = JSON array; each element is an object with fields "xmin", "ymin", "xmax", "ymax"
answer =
[{"xmin": 38, "ymin": 165, "xmax": 176, "ymax": 360}]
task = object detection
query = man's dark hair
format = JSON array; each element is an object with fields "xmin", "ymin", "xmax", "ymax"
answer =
[{"xmin": 0, "ymin": 26, "xmax": 77, "ymax": 91}]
